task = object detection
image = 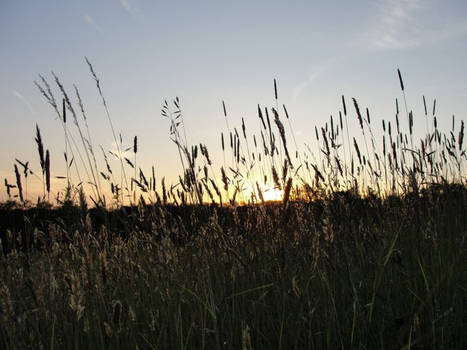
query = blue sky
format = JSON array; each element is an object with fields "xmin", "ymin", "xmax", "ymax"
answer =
[{"xmin": 1, "ymin": 0, "xmax": 467, "ymax": 200}]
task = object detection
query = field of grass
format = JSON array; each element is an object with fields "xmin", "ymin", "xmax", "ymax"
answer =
[{"xmin": 1, "ymin": 64, "xmax": 466, "ymax": 349}]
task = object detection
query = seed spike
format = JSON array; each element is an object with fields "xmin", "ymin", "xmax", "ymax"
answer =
[
  {"xmin": 14, "ymin": 164, "xmax": 23, "ymax": 202},
  {"xmin": 274, "ymin": 78, "xmax": 278, "ymax": 100},
  {"xmin": 397, "ymin": 68, "xmax": 404, "ymax": 91},
  {"xmin": 423, "ymin": 96, "xmax": 427, "ymax": 116},
  {"xmin": 62, "ymin": 98, "xmax": 66, "ymax": 123},
  {"xmin": 342, "ymin": 95, "xmax": 347, "ymax": 116}
]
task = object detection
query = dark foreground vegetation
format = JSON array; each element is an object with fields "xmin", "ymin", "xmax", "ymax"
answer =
[
  {"xmin": 1, "ymin": 63, "xmax": 467, "ymax": 348},
  {"xmin": 1, "ymin": 183, "xmax": 466, "ymax": 349}
]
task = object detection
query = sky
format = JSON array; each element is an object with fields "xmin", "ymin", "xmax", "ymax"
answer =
[{"xmin": 1, "ymin": 0, "xmax": 467, "ymax": 202}]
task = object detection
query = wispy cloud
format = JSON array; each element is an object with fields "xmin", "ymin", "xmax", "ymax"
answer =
[
  {"xmin": 13, "ymin": 90, "xmax": 35, "ymax": 115},
  {"xmin": 358, "ymin": 0, "xmax": 423, "ymax": 50},
  {"xmin": 120, "ymin": 0, "xmax": 136, "ymax": 15},
  {"xmin": 83, "ymin": 14, "xmax": 103, "ymax": 34},
  {"xmin": 356, "ymin": 0, "xmax": 467, "ymax": 50},
  {"xmin": 292, "ymin": 58, "xmax": 339, "ymax": 102}
]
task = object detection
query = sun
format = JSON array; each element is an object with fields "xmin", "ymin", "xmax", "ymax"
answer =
[
  {"xmin": 262, "ymin": 186, "xmax": 284, "ymax": 202},
  {"xmin": 242, "ymin": 181, "xmax": 284, "ymax": 204}
]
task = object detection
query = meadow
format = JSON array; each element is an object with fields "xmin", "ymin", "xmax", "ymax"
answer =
[{"xmin": 1, "ymin": 62, "xmax": 466, "ymax": 349}]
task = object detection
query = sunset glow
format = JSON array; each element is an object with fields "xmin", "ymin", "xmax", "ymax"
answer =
[{"xmin": 2, "ymin": 1, "xmax": 467, "ymax": 203}]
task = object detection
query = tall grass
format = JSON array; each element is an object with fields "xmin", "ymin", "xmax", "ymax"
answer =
[{"xmin": 1, "ymin": 64, "xmax": 466, "ymax": 349}]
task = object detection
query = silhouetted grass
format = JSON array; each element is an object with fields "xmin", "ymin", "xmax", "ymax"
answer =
[{"xmin": 1, "ymin": 65, "xmax": 466, "ymax": 349}]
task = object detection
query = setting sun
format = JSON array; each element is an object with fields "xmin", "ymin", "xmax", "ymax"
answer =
[
  {"xmin": 244, "ymin": 182, "xmax": 284, "ymax": 203},
  {"xmin": 263, "ymin": 186, "xmax": 283, "ymax": 202}
]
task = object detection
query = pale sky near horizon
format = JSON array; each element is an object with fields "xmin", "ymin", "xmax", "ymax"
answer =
[{"xmin": 1, "ymin": 0, "xmax": 467, "ymax": 201}]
